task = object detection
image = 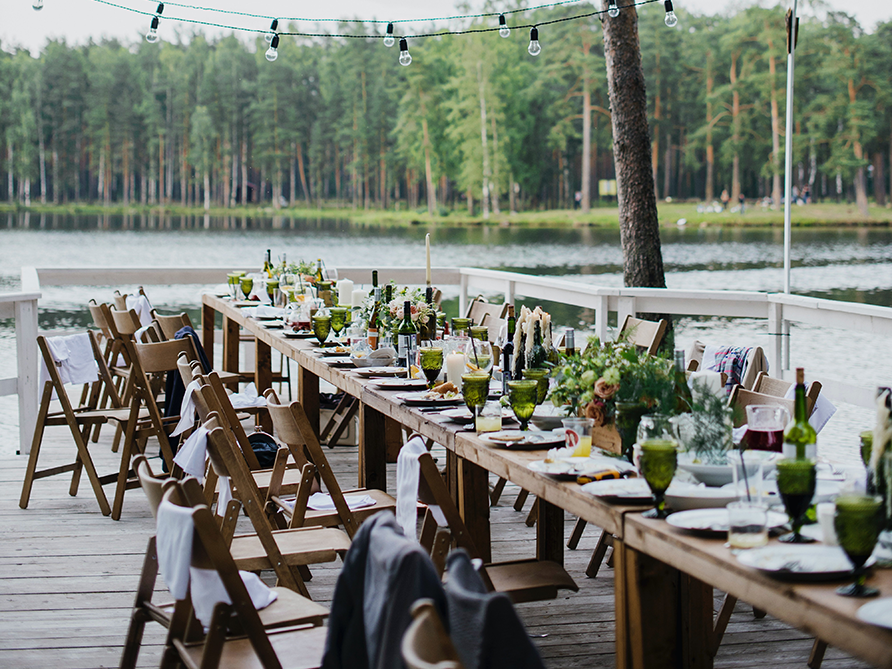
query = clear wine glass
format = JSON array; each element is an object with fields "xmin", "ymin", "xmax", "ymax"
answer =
[{"xmin": 463, "ymin": 339, "xmax": 493, "ymax": 377}]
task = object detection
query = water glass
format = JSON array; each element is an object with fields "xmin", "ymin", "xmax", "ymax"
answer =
[
  {"xmin": 464, "ymin": 339, "xmax": 493, "ymax": 377},
  {"xmin": 476, "ymin": 401, "xmax": 502, "ymax": 433},
  {"xmin": 639, "ymin": 439, "xmax": 678, "ymax": 519},
  {"xmin": 562, "ymin": 417, "xmax": 595, "ymax": 457},
  {"xmin": 637, "ymin": 414, "xmax": 674, "ymax": 442},
  {"xmin": 776, "ymin": 458, "xmax": 817, "ymax": 543},
  {"xmin": 727, "ymin": 501, "xmax": 768, "ymax": 549},
  {"xmin": 507, "ymin": 380, "xmax": 538, "ymax": 431},
  {"xmin": 835, "ymin": 494, "xmax": 883, "ymax": 597},
  {"xmin": 469, "ymin": 325, "xmax": 488, "ymax": 341},
  {"xmin": 451, "ymin": 318, "xmax": 471, "ymax": 336},
  {"xmin": 728, "ymin": 450, "xmax": 764, "ymax": 502},
  {"xmin": 239, "ymin": 276, "xmax": 254, "ymax": 300}
]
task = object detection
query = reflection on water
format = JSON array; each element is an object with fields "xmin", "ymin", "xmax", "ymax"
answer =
[{"xmin": 1, "ymin": 213, "xmax": 891, "ymax": 464}]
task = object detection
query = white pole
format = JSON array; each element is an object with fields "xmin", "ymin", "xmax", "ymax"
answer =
[{"xmin": 783, "ymin": 0, "xmax": 797, "ymax": 294}]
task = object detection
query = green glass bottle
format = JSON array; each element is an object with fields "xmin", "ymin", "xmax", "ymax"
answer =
[
  {"xmin": 396, "ymin": 300, "xmax": 417, "ymax": 377},
  {"xmin": 528, "ymin": 321, "xmax": 547, "ymax": 369},
  {"xmin": 674, "ymin": 350, "xmax": 693, "ymax": 414},
  {"xmin": 501, "ymin": 306, "xmax": 516, "ymax": 395},
  {"xmin": 783, "ymin": 367, "xmax": 817, "ymax": 460}
]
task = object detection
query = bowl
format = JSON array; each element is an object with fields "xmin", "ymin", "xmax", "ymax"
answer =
[
  {"xmin": 529, "ymin": 405, "xmax": 568, "ymax": 431},
  {"xmin": 677, "ymin": 451, "xmax": 775, "ymax": 487},
  {"xmin": 352, "ymin": 347, "xmax": 395, "ymax": 368},
  {"xmin": 665, "ymin": 482, "xmax": 739, "ymax": 511}
]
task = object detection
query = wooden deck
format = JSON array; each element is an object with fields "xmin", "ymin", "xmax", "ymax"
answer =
[{"xmin": 0, "ymin": 427, "xmax": 873, "ymax": 669}]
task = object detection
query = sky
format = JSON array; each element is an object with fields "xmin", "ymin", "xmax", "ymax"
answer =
[{"xmin": 2, "ymin": 0, "xmax": 891, "ymax": 55}]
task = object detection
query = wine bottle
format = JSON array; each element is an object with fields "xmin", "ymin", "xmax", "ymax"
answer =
[
  {"xmin": 422, "ymin": 287, "xmax": 435, "ymax": 341},
  {"xmin": 384, "ymin": 283, "xmax": 393, "ymax": 305},
  {"xmin": 501, "ymin": 305, "xmax": 516, "ymax": 395},
  {"xmin": 396, "ymin": 300, "xmax": 418, "ymax": 377},
  {"xmin": 315, "ymin": 258, "xmax": 324, "ymax": 283},
  {"xmin": 263, "ymin": 249, "xmax": 272, "ymax": 277},
  {"xmin": 674, "ymin": 350, "xmax": 693, "ymax": 414},
  {"xmin": 372, "ymin": 270, "xmax": 378, "ymax": 289},
  {"xmin": 528, "ymin": 320, "xmax": 547, "ymax": 369},
  {"xmin": 367, "ymin": 287, "xmax": 381, "ymax": 350},
  {"xmin": 564, "ymin": 328, "xmax": 575, "ymax": 357},
  {"xmin": 783, "ymin": 367, "xmax": 816, "ymax": 460}
]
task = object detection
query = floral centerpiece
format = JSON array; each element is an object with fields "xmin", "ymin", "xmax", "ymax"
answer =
[{"xmin": 355, "ymin": 282, "xmax": 435, "ymax": 333}]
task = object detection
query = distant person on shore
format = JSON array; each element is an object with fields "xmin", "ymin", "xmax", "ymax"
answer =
[
  {"xmin": 738, "ymin": 192, "xmax": 745, "ymax": 214},
  {"xmin": 721, "ymin": 189, "xmax": 730, "ymax": 211},
  {"xmin": 574, "ymin": 191, "xmax": 582, "ymax": 209},
  {"xmin": 802, "ymin": 185, "xmax": 811, "ymax": 204}
]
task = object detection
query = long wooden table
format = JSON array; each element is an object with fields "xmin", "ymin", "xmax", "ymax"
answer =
[{"xmin": 201, "ymin": 293, "xmax": 892, "ymax": 669}]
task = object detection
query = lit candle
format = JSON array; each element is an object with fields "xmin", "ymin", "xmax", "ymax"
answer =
[
  {"xmin": 425, "ymin": 233, "xmax": 431, "ymax": 286},
  {"xmin": 446, "ymin": 351, "xmax": 465, "ymax": 389},
  {"xmin": 337, "ymin": 279, "xmax": 354, "ymax": 306},
  {"xmin": 352, "ymin": 288, "xmax": 366, "ymax": 308}
]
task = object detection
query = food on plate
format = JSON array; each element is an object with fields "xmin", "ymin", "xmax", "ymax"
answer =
[
  {"xmin": 417, "ymin": 389, "xmax": 461, "ymax": 401},
  {"xmin": 432, "ymin": 381, "xmax": 457, "ymax": 395},
  {"xmin": 544, "ymin": 446, "xmax": 575, "ymax": 463},
  {"xmin": 488, "ymin": 433, "xmax": 526, "ymax": 443}
]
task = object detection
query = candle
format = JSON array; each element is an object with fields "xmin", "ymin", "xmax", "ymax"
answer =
[
  {"xmin": 425, "ymin": 233, "xmax": 431, "ymax": 286},
  {"xmin": 446, "ymin": 351, "xmax": 465, "ymax": 390},
  {"xmin": 352, "ymin": 288, "xmax": 366, "ymax": 308},
  {"xmin": 337, "ymin": 279, "xmax": 354, "ymax": 306}
]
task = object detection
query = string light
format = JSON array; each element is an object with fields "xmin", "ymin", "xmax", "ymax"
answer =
[
  {"xmin": 265, "ymin": 33, "xmax": 279, "ymax": 61},
  {"xmin": 608, "ymin": 0, "xmax": 620, "ymax": 18},
  {"xmin": 145, "ymin": 2, "xmax": 163, "ymax": 42},
  {"xmin": 398, "ymin": 38, "xmax": 412, "ymax": 66},
  {"xmin": 663, "ymin": 0, "xmax": 677, "ymax": 27},
  {"xmin": 265, "ymin": 18, "xmax": 278, "ymax": 43},
  {"xmin": 32, "ymin": 0, "xmax": 44, "ymax": 10},
  {"xmin": 528, "ymin": 27, "xmax": 541, "ymax": 56},
  {"xmin": 499, "ymin": 14, "xmax": 510, "ymax": 38},
  {"xmin": 384, "ymin": 22, "xmax": 395, "ymax": 47}
]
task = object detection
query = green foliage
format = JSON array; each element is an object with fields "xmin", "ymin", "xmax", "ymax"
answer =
[{"xmin": 676, "ymin": 380, "xmax": 734, "ymax": 465}]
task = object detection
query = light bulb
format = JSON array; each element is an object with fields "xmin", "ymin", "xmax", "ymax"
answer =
[
  {"xmin": 499, "ymin": 14, "xmax": 510, "ymax": 38},
  {"xmin": 398, "ymin": 38, "xmax": 412, "ymax": 66},
  {"xmin": 32, "ymin": 0, "xmax": 44, "ymax": 10},
  {"xmin": 145, "ymin": 16, "xmax": 159, "ymax": 43},
  {"xmin": 384, "ymin": 22, "xmax": 395, "ymax": 48},
  {"xmin": 528, "ymin": 27, "xmax": 541, "ymax": 57},
  {"xmin": 266, "ymin": 34, "xmax": 279, "ymax": 62},
  {"xmin": 265, "ymin": 19, "xmax": 278, "ymax": 43},
  {"xmin": 664, "ymin": 10, "xmax": 678, "ymax": 27},
  {"xmin": 607, "ymin": 0, "xmax": 620, "ymax": 18}
]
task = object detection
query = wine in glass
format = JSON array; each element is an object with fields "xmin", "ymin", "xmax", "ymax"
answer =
[
  {"xmin": 240, "ymin": 276, "xmax": 254, "ymax": 300},
  {"xmin": 522, "ymin": 367, "xmax": 549, "ymax": 405},
  {"xmin": 775, "ymin": 458, "xmax": 816, "ymax": 543},
  {"xmin": 742, "ymin": 405, "xmax": 787, "ymax": 452},
  {"xmin": 312, "ymin": 313, "xmax": 331, "ymax": 345},
  {"xmin": 639, "ymin": 439, "xmax": 678, "ymax": 519},
  {"xmin": 507, "ymin": 379, "xmax": 538, "ymax": 431},
  {"xmin": 420, "ymin": 347, "xmax": 444, "ymax": 388},
  {"xmin": 329, "ymin": 307, "xmax": 348, "ymax": 341},
  {"xmin": 834, "ymin": 494, "xmax": 883, "ymax": 597},
  {"xmin": 463, "ymin": 339, "xmax": 493, "ymax": 377}
]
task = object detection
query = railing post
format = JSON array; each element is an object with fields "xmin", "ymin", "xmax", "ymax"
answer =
[
  {"xmin": 15, "ymin": 298, "xmax": 39, "ymax": 455},
  {"xmin": 767, "ymin": 298, "xmax": 784, "ymax": 380},
  {"xmin": 459, "ymin": 271, "xmax": 469, "ymax": 318},
  {"xmin": 596, "ymin": 295, "xmax": 609, "ymax": 343},
  {"xmin": 617, "ymin": 296, "xmax": 636, "ymax": 334},
  {"xmin": 504, "ymin": 280, "xmax": 514, "ymax": 307}
]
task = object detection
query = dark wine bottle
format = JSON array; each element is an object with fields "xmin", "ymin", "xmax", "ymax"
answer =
[
  {"xmin": 783, "ymin": 367, "xmax": 816, "ymax": 460},
  {"xmin": 368, "ymin": 287, "xmax": 381, "ymax": 349},
  {"xmin": 564, "ymin": 328, "xmax": 575, "ymax": 357},
  {"xmin": 502, "ymin": 305, "xmax": 516, "ymax": 395},
  {"xmin": 674, "ymin": 350, "xmax": 693, "ymax": 414},
  {"xmin": 528, "ymin": 320, "xmax": 547, "ymax": 369},
  {"xmin": 396, "ymin": 300, "xmax": 418, "ymax": 378}
]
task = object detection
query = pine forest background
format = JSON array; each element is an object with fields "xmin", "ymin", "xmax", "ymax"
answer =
[{"xmin": 2, "ymin": 2, "xmax": 892, "ymax": 216}]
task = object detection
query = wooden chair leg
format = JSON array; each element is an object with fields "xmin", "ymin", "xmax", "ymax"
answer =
[
  {"xmin": 567, "ymin": 517, "xmax": 587, "ymax": 549},
  {"xmin": 711, "ymin": 593, "xmax": 738, "ymax": 656},
  {"xmin": 752, "ymin": 607, "xmax": 766, "ymax": 619},
  {"xmin": 585, "ymin": 531, "xmax": 614, "ymax": 579},
  {"xmin": 808, "ymin": 639, "xmax": 828, "ymax": 669},
  {"xmin": 513, "ymin": 488, "xmax": 530, "ymax": 512},
  {"xmin": 525, "ymin": 498, "xmax": 539, "ymax": 527},
  {"xmin": 490, "ymin": 477, "xmax": 507, "ymax": 506}
]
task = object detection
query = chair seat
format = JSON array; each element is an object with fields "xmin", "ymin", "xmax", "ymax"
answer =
[
  {"xmin": 485, "ymin": 559, "xmax": 579, "ymax": 604},
  {"xmin": 258, "ymin": 587, "xmax": 329, "ymax": 628},
  {"xmin": 45, "ymin": 406, "xmax": 150, "ymax": 426},
  {"xmin": 229, "ymin": 526, "xmax": 351, "ymax": 571},
  {"xmin": 251, "ymin": 466, "xmax": 307, "ymax": 495},
  {"xmin": 302, "ymin": 488, "xmax": 396, "ymax": 527},
  {"xmin": 178, "ymin": 624, "xmax": 327, "ymax": 669}
]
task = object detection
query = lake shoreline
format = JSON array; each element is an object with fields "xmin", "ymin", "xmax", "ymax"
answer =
[{"xmin": 3, "ymin": 201, "xmax": 892, "ymax": 229}]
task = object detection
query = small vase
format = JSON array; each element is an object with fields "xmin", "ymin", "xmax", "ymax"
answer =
[{"xmin": 614, "ymin": 400, "xmax": 648, "ymax": 463}]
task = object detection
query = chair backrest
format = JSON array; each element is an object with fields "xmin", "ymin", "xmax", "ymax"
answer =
[
  {"xmin": 110, "ymin": 307, "xmax": 144, "ymax": 337},
  {"xmin": 465, "ymin": 297, "xmax": 507, "ymax": 325},
  {"xmin": 751, "ymin": 372, "xmax": 791, "ymax": 397},
  {"xmin": 727, "ymin": 384, "xmax": 821, "ymax": 427},
  {"xmin": 618, "ymin": 315, "xmax": 668, "ymax": 355},
  {"xmin": 37, "ymin": 331, "xmax": 118, "ymax": 406},
  {"xmin": 197, "ymin": 371, "xmax": 264, "ymax": 470},
  {"xmin": 264, "ymin": 390, "xmax": 357, "ymax": 538},
  {"xmin": 479, "ymin": 314, "xmax": 506, "ymax": 345},
  {"xmin": 133, "ymin": 338, "xmax": 198, "ymax": 375},
  {"xmin": 176, "ymin": 351, "xmax": 203, "ymax": 389},
  {"xmin": 401, "ymin": 599, "xmax": 465, "ymax": 669},
  {"xmin": 155, "ymin": 312, "xmax": 195, "ymax": 341},
  {"xmin": 686, "ymin": 341, "xmax": 767, "ymax": 390},
  {"xmin": 133, "ymin": 454, "xmax": 174, "ymax": 519}
]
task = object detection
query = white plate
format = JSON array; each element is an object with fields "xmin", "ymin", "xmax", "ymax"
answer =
[
  {"xmin": 373, "ymin": 378, "xmax": 429, "ymax": 390},
  {"xmin": 581, "ymin": 478, "xmax": 654, "ymax": 502},
  {"xmin": 857, "ymin": 598, "xmax": 892, "ymax": 631},
  {"xmin": 355, "ymin": 367, "xmax": 407, "ymax": 378},
  {"xmin": 665, "ymin": 482, "xmax": 739, "ymax": 511},
  {"xmin": 528, "ymin": 457, "xmax": 593, "ymax": 479},
  {"xmin": 440, "ymin": 407, "xmax": 475, "ymax": 423},
  {"xmin": 320, "ymin": 347, "xmax": 352, "ymax": 356},
  {"xmin": 324, "ymin": 357, "xmax": 354, "ymax": 367},
  {"xmin": 737, "ymin": 544, "xmax": 874, "ymax": 581},
  {"xmin": 480, "ymin": 431, "xmax": 565, "ymax": 450},
  {"xmin": 677, "ymin": 451, "xmax": 778, "ymax": 487},
  {"xmin": 395, "ymin": 392, "xmax": 464, "ymax": 406},
  {"xmin": 283, "ymin": 330, "xmax": 315, "ymax": 338},
  {"xmin": 667, "ymin": 508, "xmax": 788, "ymax": 535},
  {"xmin": 529, "ymin": 405, "xmax": 568, "ymax": 430}
]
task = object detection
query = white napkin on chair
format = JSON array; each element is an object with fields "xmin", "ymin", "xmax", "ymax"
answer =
[
  {"xmin": 307, "ymin": 492, "xmax": 376, "ymax": 511},
  {"xmin": 228, "ymin": 382, "xmax": 267, "ymax": 409},
  {"xmin": 783, "ymin": 384, "xmax": 837, "ymax": 434},
  {"xmin": 126, "ymin": 294, "xmax": 154, "ymax": 327},
  {"xmin": 396, "ymin": 435, "xmax": 428, "ymax": 539},
  {"xmin": 39, "ymin": 333, "xmax": 99, "ymax": 389},
  {"xmin": 171, "ymin": 379, "xmax": 202, "ymax": 437},
  {"xmin": 173, "ymin": 426, "xmax": 208, "ymax": 480}
]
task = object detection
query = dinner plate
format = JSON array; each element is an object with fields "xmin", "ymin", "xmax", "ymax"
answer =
[
  {"xmin": 666, "ymin": 508, "xmax": 788, "ymax": 536},
  {"xmin": 395, "ymin": 392, "xmax": 464, "ymax": 406},
  {"xmin": 581, "ymin": 478, "xmax": 654, "ymax": 503},
  {"xmin": 737, "ymin": 545, "xmax": 875, "ymax": 581},
  {"xmin": 528, "ymin": 457, "xmax": 593, "ymax": 480},
  {"xmin": 324, "ymin": 357, "xmax": 354, "ymax": 368},
  {"xmin": 373, "ymin": 378, "xmax": 429, "ymax": 390},
  {"xmin": 677, "ymin": 451, "xmax": 779, "ymax": 487},
  {"xmin": 320, "ymin": 347, "xmax": 352, "ymax": 356},
  {"xmin": 665, "ymin": 482, "xmax": 739, "ymax": 511},
  {"xmin": 261, "ymin": 320, "xmax": 284, "ymax": 329},
  {"xmin": 480, "ymin": 430, "xmax": 565, "ymax": 450},
  {"xmin": 283, "ymin": 330, "xmax": 315, "ymax": 338},
  {"xmin": 529, "ymin": 405, "xmax": 568, "ymax": 431},
  {"xmin": 355, "ymin": 366, "xmax": 408, "ymax": 378},
  {"xmin": 857, "ymin": 598, "xmax": 892, "ymax": 631}
]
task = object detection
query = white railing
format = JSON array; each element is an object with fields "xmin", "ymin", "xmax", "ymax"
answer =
[
  {"xmin": 9, "ymin": 265, "xmax": 892, "ymax": 453},
  {"xmin": 1, "ymin": 267, "xmax": 41, "ymax": 455}
]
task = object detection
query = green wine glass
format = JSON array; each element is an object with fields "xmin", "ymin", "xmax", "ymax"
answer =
[
  {"xmin": 451, "ymin": 318, "xmax": 471, "ymax": 336},
  {"xmin": 639, "ymin": 439, "xmax": 678, "ymax": 519},
  {"xmin": 469, "ymin": 325, "xmax": 488, "ymax": 342},
  {"xmin": 835, "ymin": 494, "xmax": 883, "ymax": 597},
  {"xmin": 227, "ymin": 272, "xmax": 241, "ymax": 299},
  {"xmin": 776, "ymin": 458, "xmax": 817, "ymax": 543},
  {"xmin": 329, "ymin": 307, "xmax": 348, "ymax": 340},
  {"xmin": 312, "ymin": 313, "xmax": 331, "ymax": 345},
  {"xmin": 507, "ymin": 379, "xmax": 538, "ymax": 431},
  {"xmin": 239, "ymin": 276, "xmax": 254, "ymax": 300},
  {"xmin": 266, "ymin": 279, "xmax": 279, "ymax": 305},
  {"xmin": 462, "ymin": 372, "xmax": 490, "ymax": 417},
  {"xmin": 522, "ymin": 368, "xmax": 549, "ymax": 405},
  {"xmin": 420, "ymin": 347, "xmax": 444, "ymax": 388}
]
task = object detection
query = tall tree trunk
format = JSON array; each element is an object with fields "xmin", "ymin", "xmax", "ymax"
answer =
[
  {"xmin": 602, "ymin": 1, "xmax": 666, "ymax": 289},
  {"xmin": 767, "ymin": 27, "xmax": 782, "ymax": 209},
  {"xmin": 491, "ymin": 116, "xmax": 501, "ymax": 214},
  {"xmin": 7, "ymin": 145, "xmax": 14, "ymax": 202},
  {"xmin": 122, "ymin": 140, "xmax": 130, "ymax": 206},
  {"xmin": 874, "ymin": 152, "xmax": 886, "ymax": 207},
  {"xmin": 240, "ymin": 137, "xmax": 248, "ymax": 205},
  {"xmin": 380, "ymin": 129, "xmax": 388, "ymax": 209},
  {"xmin": 290, "ymin": 143, "xmax": 297, "ymax": 207},
  {"xmin": 418, "ymin": 87, "xmax": 437, "ymax": 216},
  {"xmin": 297, "ymin": 143, "xmax": 310, "ymax": 205},
  {"xmin": 477, "ymin": 61, "xmax": 491, "ymax": 220},
  {"xmin": 663, "ymin": 131, "xmax": 671, "ymax": 198},
  {"xmin": 38, "ymin": 122, "xmax": 47, "ymax": 205},
  {"xmin": 730, "ymin": 51, "xmax": 741, "ymax": 203},
  {"xmin": 651, "ymin": 52, "xmax": 661, "ymax": 200},
  {"xmin": 158, "ymin": 134, "xmax": 165, "ymax": 205},
  {"xmin": 467, "ymin": 187, "xmax": 474, "ymax": 215},
  {"xmin": 705, "ymin": 50, "xmax": 715, "ymax": 202},
  {"xmin": 52, "ymin": 147, "xmax": 59, "ymax": 204},
  {"xmin": 848, "ymin": 77, "xmax": 869, "ymax": 216},
  {"xmin": 581, "ymin": 74, "xmax": 592, "ymax": 213},
  {"xmin": 98, "ymin": 147, "xmax": 106, "ymax": 204}
]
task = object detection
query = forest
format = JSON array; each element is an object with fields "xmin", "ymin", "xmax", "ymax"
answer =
[{"xmin": 1, "ymin": 2, "xmax": 891, "ymax": 216}]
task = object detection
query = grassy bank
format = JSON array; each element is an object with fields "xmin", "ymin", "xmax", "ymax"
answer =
[{"xmin": 2, "ymin": 200, "xmax": 891, "ymax": 228}]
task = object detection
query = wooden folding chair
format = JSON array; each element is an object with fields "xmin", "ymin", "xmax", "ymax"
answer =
[
  {"xmin": 19, "ymin": 332, "xmax": 155, "ymax": 517},
  {"xmin": 120, "ymin": 457, "xmax": 329, "ymax": 669},
  {"xmin": 401, "ymin": 599, "xmax": 466, "ymax": 669},
  {"xmin": 153, "ymin": 311, "xmax": 196, "ymax": 341},
  {"xmin": 156, "ymin": 481, "xmax": 329, "ymax": 669},
  {"xmin": 618, "ymin": 315, "xmax": 668, "ymax": 355},
  {"xmin": 727, "ymin": 382, "xmax": 821, "ymax": 427},
  {"xmin": 203, "ymin": 420, "xmax": 352, "ymax": 597},
  {"xmin": 263, "ymin": 390, "xmax": 396, "ymax": 536},
  {"xmin": 414, "ymin": 449, "xmax": 577, "ymax": 604},
  {"xmin": 465, "ymin": 297, "xmax": 508, "ymax": 325}
]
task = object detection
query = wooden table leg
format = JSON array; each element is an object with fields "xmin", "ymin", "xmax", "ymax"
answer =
[
  {"xmin": 680, "ymin": 573, "xmax": 714, "ymax": 669},
  {"xmin": 201, "ymin": 303, "xmax": 216, "ymax": 369},
  {"xmin": 453, "ymin": 453, "xmax": 491, "ymax": 564},
  {"xmin": 255, "ymin": 338, "xmax": 273, "ymax": 433},
  {"xmin": 222, "ymin": 316, "xmax": 239, "ymax": 374},
  {"xmin": 358, "ymin": 403, "xmax": 387, "ymax": 492},
  {"xmin": 536, "ymin": 499, "xmax": 564, "ymax": 566},
  {"xmin": 298, "ymin": 365, "xmax": 320, "ymax": 438}
]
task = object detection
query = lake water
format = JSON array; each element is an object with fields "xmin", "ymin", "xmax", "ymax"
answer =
[{"xmin": 2, "ymin": 212, "xmax": 891, "ymax": 467}]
